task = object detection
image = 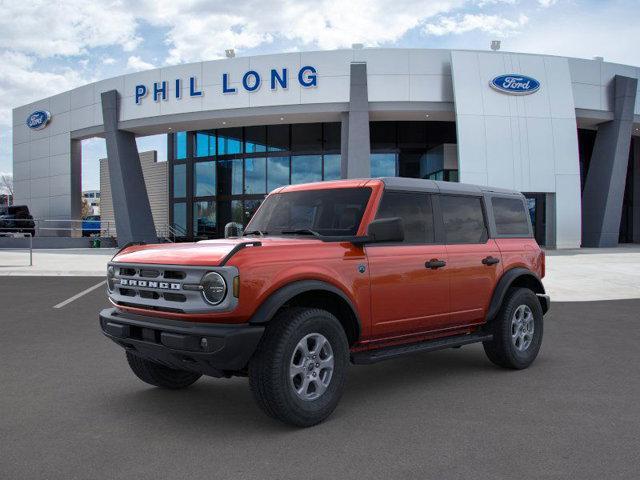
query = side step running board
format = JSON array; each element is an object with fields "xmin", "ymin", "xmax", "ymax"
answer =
[{"xmin": 351, "ymin": 332, "xmax": 493, "ymax": 365}]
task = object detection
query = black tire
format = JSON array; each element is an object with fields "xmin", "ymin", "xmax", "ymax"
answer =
[
  {"xmin": 483, "ymin": 287, "xmax": 543, "ymax": 369},
  {"xmin": 125, "ymin": 351, "xmax": 202, "ymax": 389},
  {"xmin": 248, "ymin": 307, "xmax": 349, "ymax": 427}
]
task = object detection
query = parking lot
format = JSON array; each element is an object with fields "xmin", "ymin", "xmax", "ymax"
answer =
[{"xmin": 1, "ymin": 276, "xmax": 639, "ymax": 479}]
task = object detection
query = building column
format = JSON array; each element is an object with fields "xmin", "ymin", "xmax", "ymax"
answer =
[
  {"xmin": 341, "ymin": 62, "xmax": 370, "ymax": 179},
  {"xmin": 101, "ymin": 90, "xmax": 157, "ymax": 246},
  {"xmin": 582, "ymin": 75, "xmax": 638, "ymax": 247},
  {"xmin": 633, "ymin": 138, "xmax": 640, "ymax": 243}
]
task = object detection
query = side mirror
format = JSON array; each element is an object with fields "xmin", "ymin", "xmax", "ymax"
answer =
[
  {"xmin": 365, "ymin": 217, "xmax": 404, "ymax": 243},
  {"xmin": 224, "ymin": 222, "xmax": 243, "ymax": 238}
]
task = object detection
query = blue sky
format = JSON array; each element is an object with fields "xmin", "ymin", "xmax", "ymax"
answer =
[{"xmin": 1, "ymin": 0, "xmax": 638, "ymax": 192}]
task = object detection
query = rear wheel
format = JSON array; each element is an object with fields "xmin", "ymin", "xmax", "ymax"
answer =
[
  {"xmin": 249, "ymin": 307, "xmax": 349, "ymax": 427},
  {"xmin": 483, "ymin": 287, "xmax": 543, "ymax": 369},
  {"xmin": 125, "ymin": 351, "xmax": 202, "ymax": 389}
]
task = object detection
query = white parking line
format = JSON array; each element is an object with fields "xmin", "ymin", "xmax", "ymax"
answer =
[{"xmin": 53, "ymin": 280, "xmax": 106, "ymax": 309}]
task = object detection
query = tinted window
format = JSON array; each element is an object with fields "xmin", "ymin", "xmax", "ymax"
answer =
[
  {"xmin": 441, "ymin": 195, "xmax": 487, "ymax": 244},
  {"xmin": 370, "ymin": 153, "xmax": 397, "ymax": 177},
  {"xmin": 291, "ymin": 155, "xmax": 322, "ymax": 184},
  {"xmin": 375, "ymin": 191, "xmax": 434, "ymax": 244},
  {"xmin": 194, "ymin": 161, "xmax": 215, "ymax": 197},
  {"xmin": 174, "ymin": 131, "xmax": 187, "ymax": 160},
  {"xmin": 291, "ymin": 123, "xmax": 322, "ymax": 151},
  {"xmin": 244, "ymin": 157, "xmax": 266, "ymax": 194},
  {"xmin": 173, "ymin": 164, "xmax": 186, "ymax": 198},
  {"xmin": 246, "ymin": 188, "xmax": 372, "ymax": 236},
  {"xmin": 323, "ymin": 154, "xmax": 341, "ymax": 181},
  {"xmin": 267, "ymin": 156, "xmax": 290, "ymax": 191},
  {"xmin": 493, "ymin": 197, "xmax": 530, "ymax": 236}
]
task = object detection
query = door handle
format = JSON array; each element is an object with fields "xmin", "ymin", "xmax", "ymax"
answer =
[
  {"xmin": 482, "ymin": 256, "xmax": 500, "ymax": 266},
  {"xmin": 425, "ymin": 259, "xmax": 446, "ymax": 269}
]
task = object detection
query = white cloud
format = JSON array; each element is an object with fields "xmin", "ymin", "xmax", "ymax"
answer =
[
  {"xmin": 102, "ymin": 57, "xmax": 116, "ymax": 65},
  {"xmin": 538, "ymin": 0, "xmax": 557, "ymax": 6},
  {"xmin": 0, "ymin": 51, "xmax": 86, "ymax": 125},
  {"xmin": 135, "ymin": 0, "xmax": 466, "ymax": 64},
  {"xmin": 0, "ymin": 0, "xmax": 141, "ymax": 57},
  {"xmin": 126, "ymin": 55, "xmax": 156, "ymax": 72},
  {"xmin": 424, "ymin": 13, "xmax": 529, "ymax": 36}
]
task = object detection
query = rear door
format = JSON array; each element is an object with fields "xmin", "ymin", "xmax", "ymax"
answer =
[
  {"xmin": 367, "ymin": 190, "xmax": 450, "ymax": 340},
  {"xmin": 440, "ymin": 194, "xmax": 503, "ymax": 326}
]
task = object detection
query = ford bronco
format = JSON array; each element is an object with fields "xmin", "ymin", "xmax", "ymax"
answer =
[{"xmin": 100, "ymin": 178, "xmax": 549, "ymax": 427}]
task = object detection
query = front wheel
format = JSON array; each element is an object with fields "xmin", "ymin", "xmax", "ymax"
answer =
[
  {"xmin": 249, "ymin": 307, "xmax": 349, "ymax": 427},
  {"xmin": 483, "ymin": 287, "xmax": 544, "ymax": 369}
]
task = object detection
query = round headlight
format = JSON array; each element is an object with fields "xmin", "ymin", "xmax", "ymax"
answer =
[
  {"xmin": 201, "ymin": 272, "xmax": 227, "ymax": 305},
  {"xmin": 107, "ymin": 265, "xmax": 116, "ymax": 292}
]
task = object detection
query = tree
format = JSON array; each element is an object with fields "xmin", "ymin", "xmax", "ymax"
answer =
[
  {"xmin": 0, "ymin": 174, "xmax": 13, "ymax": 206},
  {"xmin": 81, "ymin": 198, "xmax": 92, "ymax": 218}
]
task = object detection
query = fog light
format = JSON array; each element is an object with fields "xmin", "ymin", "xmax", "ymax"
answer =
[
  {"xmin": 107, "ymin": 266, "xmax": 116, "ymax": 292},
  {"xmin": 201, "ymin": 272, "xmax": 227, "ymax": 305}
]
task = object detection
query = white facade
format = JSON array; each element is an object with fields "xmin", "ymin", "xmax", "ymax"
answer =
[{"xmin": 11, "ymin": 48, "xmax": 640, "ymax": 248}]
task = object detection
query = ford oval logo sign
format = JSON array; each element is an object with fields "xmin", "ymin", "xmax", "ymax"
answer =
[
  {"xmin": 490, "ymin": 74, "xmax": 540, "ymax": 95},
  {"xmin": 26, "ymin": 110, "xmax": 51, "ymax": 130}
]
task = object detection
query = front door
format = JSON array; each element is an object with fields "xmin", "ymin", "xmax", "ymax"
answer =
[{"xmin": 367, "ymin": 191, "xmax": 450, "ymax": 340}]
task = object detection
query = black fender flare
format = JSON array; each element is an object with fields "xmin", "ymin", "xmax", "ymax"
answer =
[
  {"xmin": 248, "ymin": 280, "xmax": 362, "ymax": 338},
  {"xmin": 485, "ymin": 268, "xmax": 547, "ymax": 322}
]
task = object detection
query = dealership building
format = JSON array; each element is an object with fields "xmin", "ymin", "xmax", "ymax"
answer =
[{"xmin": 11, "ymin": 48, "xmax": 640, "ymax": 248}]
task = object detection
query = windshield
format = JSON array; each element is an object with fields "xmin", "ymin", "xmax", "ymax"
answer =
[{"xmin": 245, "ymin": 187, "xmax": 372, "ymax": 237}]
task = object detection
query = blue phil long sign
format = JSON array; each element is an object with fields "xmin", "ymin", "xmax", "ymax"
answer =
[
  {"xmin": 135, "ymin": 66, "xmax": 318, "ymax": 105},
  {"xmin": 490, "ymin": 74, "xmax": 540, "ymax": 95}
]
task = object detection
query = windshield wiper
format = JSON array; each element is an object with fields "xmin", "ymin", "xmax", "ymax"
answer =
[
  {"xmin": 244, "ymin": 230, "xmax": 267, "ymax": 237},
  {"xmin": 280, "ymin": 228, "xmax": 322, "ymax": 237}
]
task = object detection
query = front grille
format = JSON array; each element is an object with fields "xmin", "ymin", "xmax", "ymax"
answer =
[{"xmin": 108, "ymin": 262, "xmax": 238, "ymax": 314}]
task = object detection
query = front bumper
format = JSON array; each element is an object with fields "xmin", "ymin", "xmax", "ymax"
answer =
[{"xmin": 99, "ymin": 308, "xmax": 264, "ymax": 377}]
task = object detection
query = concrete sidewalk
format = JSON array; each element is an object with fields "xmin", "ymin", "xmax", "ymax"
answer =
[
  {"xmin": 1, "ymin": 245, "xmax": 639, "ymax": 301},
  {"xmin": 0, "ymin": 248, "xmax": 117, "ymax": 276}
]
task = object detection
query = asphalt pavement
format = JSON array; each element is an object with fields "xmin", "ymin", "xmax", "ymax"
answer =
[{"xmin": 1, "ymin": 277, "xmax": 639, "ymax": 479}]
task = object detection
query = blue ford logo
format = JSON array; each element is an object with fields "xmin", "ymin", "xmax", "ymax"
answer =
[
  {"xmin": 490, "ymin": 74, "xmax": 540, "ymax": 95},
  {"xmin": 26, "ymin": 110, "xmax": 51, "ymax": 130}
]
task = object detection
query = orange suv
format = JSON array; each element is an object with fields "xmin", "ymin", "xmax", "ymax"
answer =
[{"xmin": 100, "ymin": 178, "xmax": 549, "ymax": 427}]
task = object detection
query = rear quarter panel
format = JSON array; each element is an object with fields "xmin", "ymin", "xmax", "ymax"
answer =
[{"xmin": 494, "ymin": 238, "xmax": 544, "ymax": 278}]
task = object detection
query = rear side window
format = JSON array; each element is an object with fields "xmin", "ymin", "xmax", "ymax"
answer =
[
  {"xmin": 492, "ymin": 197, "xmax": 530, "ymax": 236},
  {"xmin": 440, "ymin": 195, "xmax": 487, "ymax": 244},
  {"xmin": 376, "ymin": 191, "xmax": 434, "ymax": 243}
]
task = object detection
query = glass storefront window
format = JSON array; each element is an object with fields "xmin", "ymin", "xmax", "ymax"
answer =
[
  {"xmin": 194, "ymin": 161, "xmax": 216, "ymax": 197},
  {"xmin": 173, "ymin": 163, "xmax": 186, "ymax": 197},
  {"xmin": 173, "ymin": 202, "xmax": 187, "ymax": 234},
  {"xmin": 267, "ymin": 156, "xmax": 290, "ymax": 191},
  {"xmin": 370, "ymin": 153, "xmax": 397, "ymax": 177},
  {"xmin": 245, "ymin": 126, "xmax": 267, "ymax": 153},
  {"xmin": 217, "ymin": 159, "xmax": 243, "ymax": 196},
  {"xmin": 267, "ymin": 124, "xmax": 289, "ymax": 151},
  {"xmin": 291, "ymin": 155, "xmax": 322, "ymax": 184},
  {"xmin": 245, "ymin": 157, "xmax": 266, "ymax": 194},
  {"xmin": 194, "ymin": 201, "xmax": 216, "ymax": 237},
  {"xmin": 323, "ymin": 154, "xmax": 341, "ymax": 181},
  {"xmin": 231, "ymin": 200, "xmax": 244, "ymax": 223},
  {"xmin": 323, "ymin": 123, "xmax": 341, "ymax": 151},
  {"xmin": 195, "ymin": 131, "xmax": 215, "ymax": 157},
  {"xmin": 218, "ymin": 128, "xmax": 242, "ymax": 155},
  {"xmin": 174, "ymin": 131, "xmax": 187, "ymax": 160},
  {"xmin": 292, "ymin": 123, "xmax": 322, "ymax": 151}
]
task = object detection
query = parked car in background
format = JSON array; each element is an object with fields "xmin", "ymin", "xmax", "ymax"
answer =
[
  {"xmin": 82, "ymin": 215, "xmax": 101, "ymax": 237},
  {"xmin": 100, "ymin": 178, "xmax": 549, "ymax": 427},
  {"xmin": 0, "ymin": 205, "xmax": 35, "ymax": 236}
]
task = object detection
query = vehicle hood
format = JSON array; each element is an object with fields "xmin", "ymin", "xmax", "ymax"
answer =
[{"xmin": 112, "ymin": 236, "xmax": 323, "ymax": 266}]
